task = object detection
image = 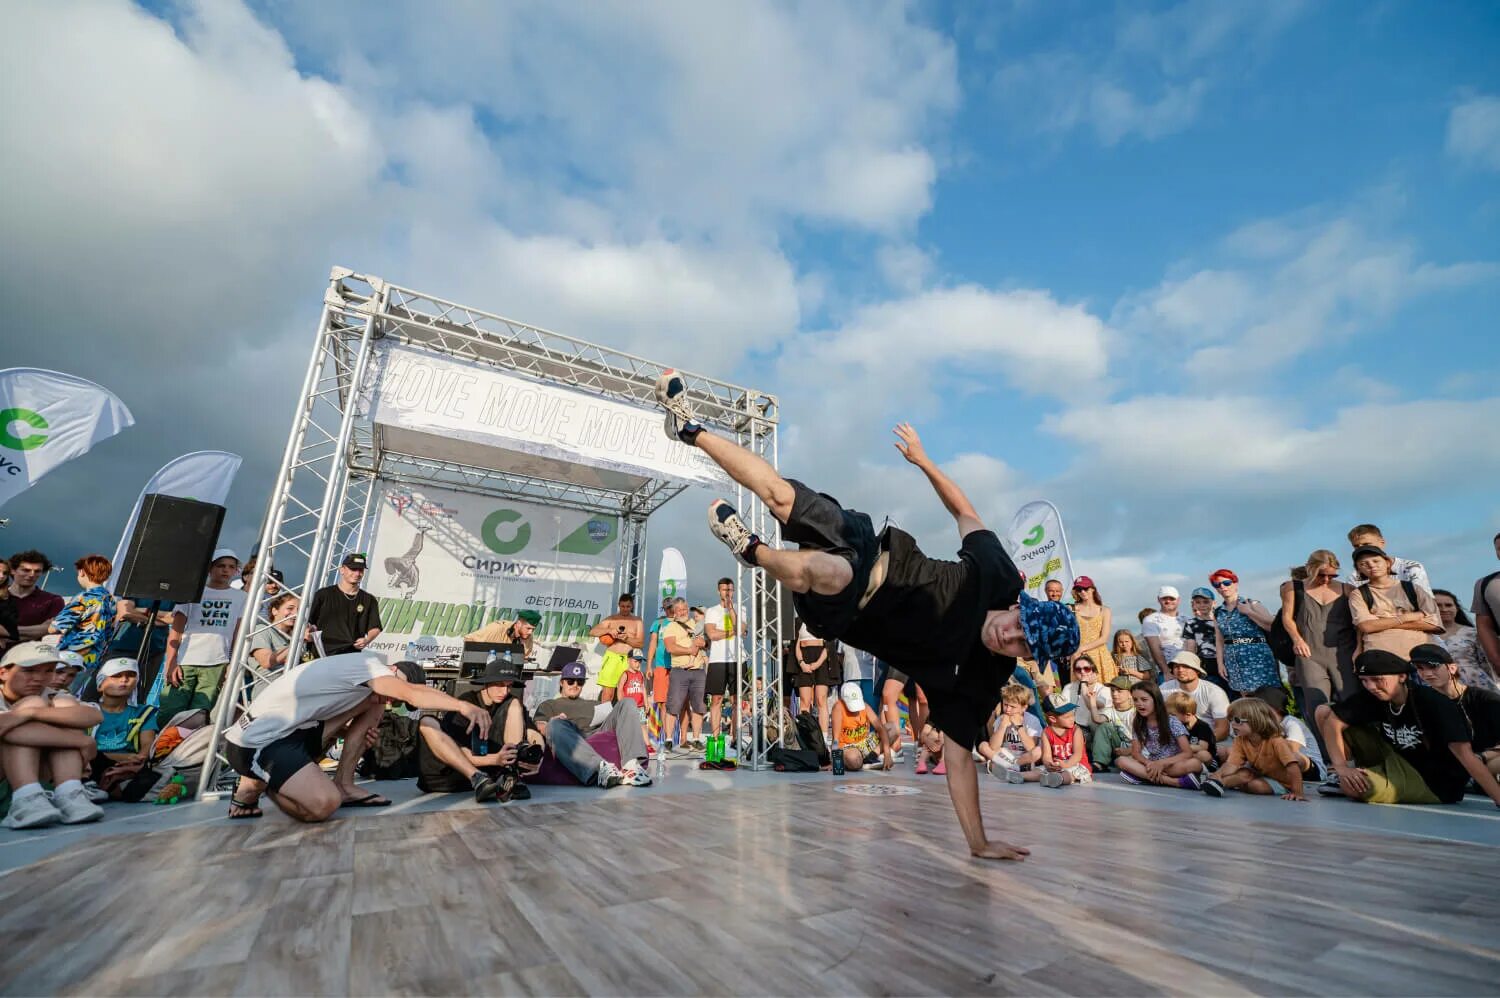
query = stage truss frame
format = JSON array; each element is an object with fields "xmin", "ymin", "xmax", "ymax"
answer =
[{"xmin": 199, "ymin": 268, "xmax": 785, "ymax": 796}]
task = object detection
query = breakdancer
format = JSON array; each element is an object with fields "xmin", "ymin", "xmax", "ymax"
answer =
[{"xmin": 656, "ymin": 372, "xmax": 1078, "ymax": 860}]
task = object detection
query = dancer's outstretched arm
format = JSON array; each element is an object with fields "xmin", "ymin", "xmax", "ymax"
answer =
[{"xmin": 892, "ymin": 423, "xmax": 985, "ymax": 538}]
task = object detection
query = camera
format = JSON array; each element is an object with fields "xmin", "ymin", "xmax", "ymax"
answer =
[{"xmin": 514, "ymin": 742, "xmax": 544, "ymax": 766}]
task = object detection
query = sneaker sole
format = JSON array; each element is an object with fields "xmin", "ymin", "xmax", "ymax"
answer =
[
  {"xmin": 708, "ymin": 500, "xmax": 755, "ymax": 561},
  {"xmin": 655, "ymin": 370, "xmax": 697, "ymax": 440}
]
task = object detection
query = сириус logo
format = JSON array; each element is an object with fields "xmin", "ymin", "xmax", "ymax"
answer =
[
  {"xmin": 1023, "ymin": 523, "xmax": 1045, "ymax": 546},
  {"xmin": 482, "ymin": 508, "xmax": 532, "ymax": 555},
  {"xmin": 0, "ymin": 408, "xmax": 48, "ymax": 451}
]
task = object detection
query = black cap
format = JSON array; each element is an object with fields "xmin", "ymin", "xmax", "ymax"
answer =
[
  {"xmin": 1354, "ymin": 649, "xmax": 1410, "ymax": 676},
  {"xmin": 476, "ymin": 650, "xmax": 525, "ymax": 685},
  {"xmin": 268, "ymin": 568, "xmax": 284, "ymax": 582},
  {"xmin": 1409, "ymin": 644, "xmax": 1454, "ymax": 667},
  {"xmin": 342, "ymin": 553, "xmax": 369, "ymax": 570},
  {"xmin": 1350, "ymin": 544, "xmax": 1390, "ymax": 564},
  {"xmin": 392, "ymin": 660, "xmax": 427, "ymax": 685}
]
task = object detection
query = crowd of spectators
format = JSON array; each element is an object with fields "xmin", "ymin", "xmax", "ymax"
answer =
[{"xmin": 2, "ymin": 523, "xmax": 1498, "ymax": 830}]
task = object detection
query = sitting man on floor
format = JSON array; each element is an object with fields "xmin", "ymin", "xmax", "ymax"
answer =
[
  {"xmin": 417, "ymin": 650, "xmax": 544, "ymax": 803},
  {"xmin": 1316, "ymin": 649, "xmax": 1500, "ymax": 807},
  {"xmin": 226, "ymin": 652, "xmax": 491, "ymax": 822},
  {"xmin": 531, "ymin": 661, "xmax": 652, "ymax": 789},
  {"xmin": 1, "ymin": 641, "xmax": 104, "ymax": 828}
]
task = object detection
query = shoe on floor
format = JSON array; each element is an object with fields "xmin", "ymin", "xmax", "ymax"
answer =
[
  {"xmin": 708, "ymin": 500, "xmax": 758, "ymax": 565},
  {"xmin": 655, "ymin": 369, "xmax": 701, "ymax": 443},
  {"xmin": 1041, "ymin": 771, "xmax": 1065, "ymax": 789},
  {"xmin": 932, "ymin": 760, "xmax": 946, "ymax": 776},
  {"xmin": 596, "ymin": 760, "xmax": 625, "ymax": 789},
  {"xmin": 83, "ymin": 781, "xmax": 110, "ymax": 804},
  {"xmin": 623, "ymin": 765, "xmax": 654, "ymax": 787},
  {"xmin": 1317, "ymin": 781, "xmax": 1348, "ymax": 798},
  {"xmin": 915, "ymin": 757, "xmax": 928, "ymax": 775},
  {"xmin": 508, "ymin": 782, "xmax": 532, "ymax": 801},
  {"xmin": 53, "ymin": 785, "xmax": 104, "ymax": 825},
  {"xmin": 1201, "ymin": 777, "xmax": 1226, "ymax": 798},
  {"xmin": 471, "ymin": 772, "xmax": 499, "ymax": 803},
  {"xmin": 3, "ymin": 791, "xmax": 63, "ymax": 830},
  {"xmin": 1005, "ymin": 768, "xmax": 1026, "ymax": 784}
]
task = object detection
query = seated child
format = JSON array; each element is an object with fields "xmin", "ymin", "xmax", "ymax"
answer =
[
  {"xmin": 1116, "ymin": 680, "xmax": 1205, "ymax": 789},
  {"xmin": 831, "ymin": 682, "xmax": 893, "ymax": 772},
  {"xmin": 91, "ymin": 658, "xmax": 160, "ymax": 800},
  {"xmin": 616, "ymin": 651, "xmax": 652, "ymax": 752},
  {"xmin": 1, "ymin": 642, "xmax": 104, "ymax": 828},
  {"xmin": 1028, "ymin": 696, "xmax": 1093, "ymax": 788},
  {"xmin": 1251, "ymin": 685, "xmax": 1325, "ymax": 781},
  {"xmin": 1202, "ymin": 698, "xmax": 1313, "ymax": 801},
  {"xmin": 980, "ymin": 682, "xmax": 1043, "ymax": 780},
  {"xmin": 1090, "ymin": 675, "xmax": 1137, "ymax": 771},
  {"xmin": 1167, "ymin": 691, "xmax": 1218, "ymax": 771},
  {"xmin": 49, "ymin": 651, "xmax": 86, "ymax": 696},
  {"xmin": 915, "ymin": 723, "xmax": 945, "ymax": 775}
]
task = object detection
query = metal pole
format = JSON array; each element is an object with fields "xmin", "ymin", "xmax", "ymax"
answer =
[{"xmin": 134, "ymin": 599, "xmax": 162, "ymax": 692}]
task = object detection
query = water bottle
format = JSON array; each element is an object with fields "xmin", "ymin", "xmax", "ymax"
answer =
[
  {"xmin": 831, "ymin": 742, "xmax": 845, "ymax": 775},
  {"xmin": 706, "ymin": 733, "xmax": 721, "ymax": 763}
]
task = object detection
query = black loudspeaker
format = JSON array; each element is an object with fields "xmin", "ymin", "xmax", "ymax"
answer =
[{"xmin": 114, "ymin": 494, "xmax": 227, "ymax": 603}]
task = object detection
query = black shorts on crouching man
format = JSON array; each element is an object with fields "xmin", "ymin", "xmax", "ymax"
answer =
[
  {"xmin": 226, "ymin": 725, "xmax": 323, "ymax": 793},
  {"xmin": 781, "ymin": 479, "xmax": 880, "ymax": 640}
]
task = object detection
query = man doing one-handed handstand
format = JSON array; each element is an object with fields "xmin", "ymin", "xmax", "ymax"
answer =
[{"xmin": 656, "ymin": 372, "xmax": 1078, "ymax": 861}]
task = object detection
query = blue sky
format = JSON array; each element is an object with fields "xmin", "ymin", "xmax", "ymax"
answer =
[{"xmin": 2, "ymin": 0, "xmax": 1497, "ymax": 612}]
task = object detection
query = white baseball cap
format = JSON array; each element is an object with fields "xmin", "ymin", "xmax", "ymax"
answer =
[
  {"xmin": 98, "ymin": 658, "xmax": 141, "ymax": 679},
  {"xmin": 211, "ymin": 548, "xmax": 239, "ymax": 564},
  {"xmin": 838, "ymin": 681, "xmax": 865, "ymax": 713},
  {"xmin": 1157, "ymin": 585, "xmax": 1180, "ymax": 600},
  {"xmin": 1, "ymin": 641, "xmax": 66, "ymax": 669},
  {"xmin": 55, "ymin": 650, "xmax": 86, "ymax": 670}
]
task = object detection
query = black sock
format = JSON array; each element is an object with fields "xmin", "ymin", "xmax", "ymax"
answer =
[{"xmin": 744, "ymin": 536, "xmax": 763, "ymax": 565}]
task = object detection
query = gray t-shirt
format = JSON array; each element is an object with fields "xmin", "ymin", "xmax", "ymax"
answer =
[
  {"xmin": 249, "ymin": 626, "xmax": 291, "ymax": 664},
  {"xmin": 1473, "ymin": 571, "xmax": 1500, "ymax": 625},
  {"xmin": 534, "ymin": 695, "xmax": 598, "ymax": 731}
]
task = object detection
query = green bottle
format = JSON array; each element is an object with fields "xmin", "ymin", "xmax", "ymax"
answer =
[{"xmin": 707, "ymin": 733, "xmax": 722, "ymax": 763}]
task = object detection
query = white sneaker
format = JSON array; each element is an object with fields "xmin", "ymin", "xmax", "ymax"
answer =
[
  {"xmin": 3, "ymin": 792, "xmax": 63, "ymax": 829},
  {"xmin": 1040, "ymin": 771, "xmax": 1065, "ymax": 789},
  {"xmin": 1005, "ymin": 768, "xmax": 1026, "ymax": 785},
  {"xmin": 596, "ymin": 760, "xmax": 625, "ymax": 789},
  {"xmin": 53, "ymin": 785, "xmax": 104, "ymax": 824},
  {"xmin": 623, "ymin": 766, "xmax": 654, "ymax": 787},
  {"xmin": 994, "ymin": 748, "xmax": 1019, "ymax": 768},
  {"xmin": 654, "ymin": 369, "xmax": 700, "ymax": 442},
  {"xmin": 707, "ymin": 500, "xmax": 758, "ymax": 565},
  {"xmin": 83, "ymin": 781, "xmax": 110, "ymax": 804}
]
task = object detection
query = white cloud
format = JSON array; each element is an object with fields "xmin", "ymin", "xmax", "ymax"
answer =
[
  {"xmin": 1115, "ymin": 214, "xmax": 1498, "ymax": 379},
  {"xmin": 1446, "ymin": 95, "xmax": 1500, "ymax": 171},
  {"xmin": 875, "ymin": 243, "xmax": 936, "ymax": 294}
]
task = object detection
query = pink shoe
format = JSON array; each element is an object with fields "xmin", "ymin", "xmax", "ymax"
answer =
[
  {"xmin": 932, "ymin": 760, "xmax": 946, "ymax": 776},
  {"xmin": 915, "ymin": 757, "xmax": 928, "ymax": 774}
]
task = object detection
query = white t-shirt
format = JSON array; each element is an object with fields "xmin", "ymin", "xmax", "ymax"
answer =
[
  {"xmin": 1100, "ymin": 703, "xmax": 1135, "ymax": 739},
  {"xmin": 704, "ymin": 604, "xmax": 740, "ymax": 663},
  {"xmin": 228, "ymin": 651, "xmax": 390, "ymax": 750},
  {"xmin": 1059, "ymin": 682, "xmax": 1109, "ymax": 725},
  {"xmin": 1160, "ymin": 678, "xmax": 1231, "ymax": 722},
  {"xmin": 1346, "ymin": 556, "xmax": 1431, "ymax": 594},
  {"xmin": 1141, "ymin": 612, "xmax": 1188, "ymax": 662},
  {"xmin": 175, "ymin": 588, "xmax": 248, "ymax": 666},
  {"xmin": 1281, "ymin": 715, "xmax": 1324, "ymax": 774}
]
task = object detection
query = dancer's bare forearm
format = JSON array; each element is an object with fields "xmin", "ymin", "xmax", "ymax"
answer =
[{"xmin": 893, "ymin": 423, "xmax": 983, "ymax": 535}]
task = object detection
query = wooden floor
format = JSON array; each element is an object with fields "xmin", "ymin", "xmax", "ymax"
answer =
[{"xmin": 2, "ymin": 773, "xmax": 1498, "ymax": 996}]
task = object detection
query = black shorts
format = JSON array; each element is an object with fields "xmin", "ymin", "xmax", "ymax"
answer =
[
  {"xmin": 923, "ymin": 660, "xmax": 1017, "ymax": 752},
  {"xmin": 782, "ymin": 479, "xmax": 879, "ymax": 641},
  {"xmin": 226, "ymin": 725, "xmax": 323, "ymax": 793},
  {"xmin": 416, "ymin": 739, "xmax": 476, "ymax": 794},
  {"xmin": 705, "ymin": 660, "xmax": 739, "ymax": 697},
  {"xmin": 791, "ymin": 663, "xmax": 839, "ymax": 688}
]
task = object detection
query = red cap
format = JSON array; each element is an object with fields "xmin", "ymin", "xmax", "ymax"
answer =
[{"xmin": 1072, "ymin": 575, "xmax": 1095, "ymax": 590}]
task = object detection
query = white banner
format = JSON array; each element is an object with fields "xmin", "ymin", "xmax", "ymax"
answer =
[
  {"xmin": 363, "ymin": 482, "xmax": 620, "ymax": 664},
  {"xmin": 0, "ymin": 368, "xmax": 134, "ymax": 509},
  {"xmin": 1004, "ymin": 500, "xmax": 1075, "ymax": 598},
  {"xmin": 362, "ymin": 342, "xmax": 729, "ymax": 487},
  {"xmin": 109, "ymin": 450, "xmax": 242, "ymax": 592},
  {"xmin": 657, "ymin": 547, "xmax": 687, "ymax": 608}
]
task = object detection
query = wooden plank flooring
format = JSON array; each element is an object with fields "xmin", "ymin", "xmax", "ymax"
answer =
[{"xmin": 1, "ymin": 777, "xmax": 1497, "ymax": 996}]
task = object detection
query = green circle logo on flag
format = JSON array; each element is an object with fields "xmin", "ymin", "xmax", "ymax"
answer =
[
  {"xmin": 482, "ymin": 508, "xmax": 531, "ymax": 555},
  {"xmin": 0, "ymin": 408, "xmax": 49, "ymax": 451},
  {"xmin": 1023, "ymin": 524, "xmax": 1045, "ymax": 546},
  {"xmin": 662, "ymin": 580, "xmax": 677, "ymax": 598}
]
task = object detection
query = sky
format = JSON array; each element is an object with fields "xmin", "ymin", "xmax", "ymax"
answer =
[{"xmin": 2, "ymin": 0, "xmax": 1498, "ymax": 615}]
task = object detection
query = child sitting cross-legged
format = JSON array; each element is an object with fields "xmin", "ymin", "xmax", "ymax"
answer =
[
  {"xmin": 1116, "ymin": 680, "xmax": 1205, "ymax": 790},
  {"xmin": 1090, "ymin": 675, "xmax": 1137, "ymax": 772},
  {"xmin": 979, "ymin": 682, "xmax": 1042, "ymax": 782},
  {"xmin": 1025, "ymin": 696, "xmax": 1093, "ymax": 788},
  {"xmin": 1201, "ymin": 698, "xmax": 1312, "ymax": 801},
  {"xmin": 1166, "ymin": 691, "xmax": 1218, "ymax": 772}
]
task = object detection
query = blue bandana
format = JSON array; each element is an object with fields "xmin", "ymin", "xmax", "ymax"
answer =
[{"xmin": 1018, "ymin": 592, "xmax": 1080, "ymax": 669}]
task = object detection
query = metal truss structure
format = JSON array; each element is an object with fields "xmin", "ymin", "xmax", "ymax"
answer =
[{"xmin": 199, "ymin": 268, "xmax": 784, "ymax": 796}]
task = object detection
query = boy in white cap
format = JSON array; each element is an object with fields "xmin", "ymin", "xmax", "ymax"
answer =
[
  {"xmin": 830, "ymin": 680, "xmax": 894, "ymax": 772},
  {"xmin": 162, "ymin": 548, "xmax": 246, "ymax": 718},
  {"xmin": 0, "ymin": 641, "xmax": 104, "ymax": 828},
  {"xmin": 91, "ymin": 658, "xmax": 159, "ymax": 798}
]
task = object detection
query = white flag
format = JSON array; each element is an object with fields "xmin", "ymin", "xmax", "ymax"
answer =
[
  {"xmin": 1004, "ymin": 500, "xmax": 1075, "ymax": 598},
  {"xmin": 109, "ymin": 450, "xmax": 243, "ymax": 589},
  {"xmin": 658, "ymin": 547, "xmax": 687, "ymax": 607},
  {"xmin": 0, "ymin": 368, "xmax": 134, "ymax": 509}
]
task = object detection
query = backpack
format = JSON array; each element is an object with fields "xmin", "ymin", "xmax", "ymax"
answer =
[
  {"xmin": 766, "ymin": 746, "xmax": 821, "ymax": 772},
  {"xmin": 1266, "ymin": 582, "xmax": 1303, "ymax": 667},
  {"xmin": 793, "ymin": 710, "xmax": 830, "ymax": 768},
  {"xmin": 1359, "ymin": 579, "xmax": 1420, "ymax": 615},
  {"xmin": 358, "ymin": 711, "xmax": 421, "ymax": 780}
]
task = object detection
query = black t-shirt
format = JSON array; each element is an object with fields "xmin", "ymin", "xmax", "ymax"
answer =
[
  {"xmin": 1182, "ymin": 618, "xmax": 1220, "ymax": 673},
  {"xmin": 1333, "ymin": 685, "xmax": 1474, "ymax": 803},
  {"xmin": 1458, "ymin": 686, "xmax": 1500, "ymax": 754},
  {"xmin": 1185, "ymin": 717, "xmax": 1218, "ymax": 758},
  {"xmin": 842, "ymin": 527, "xmax": 1022, "ymax": 691},
  {"xmin": 436, "ymin": 689, "xmax": 535, "ymax": 752},
  {"xmin": 307, "ymin": 586, "xmax": 383, "ymax": 656}
]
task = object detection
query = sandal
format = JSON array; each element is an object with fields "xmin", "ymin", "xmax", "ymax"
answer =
[
  {"xmin": 339, "ymin": 792, "xmax": 393, "ymax": 808},
  {"xmin": 228, "ymin": 797, "xmax": 263, "ymax": 819}
]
